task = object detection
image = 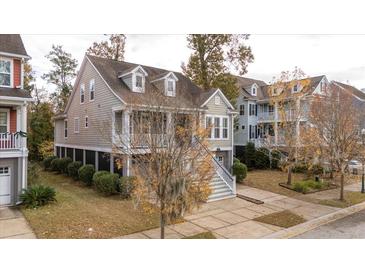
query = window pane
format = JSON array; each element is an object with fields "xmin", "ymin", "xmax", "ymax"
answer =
[
  {"xmin": 0, "ymin": 73, "xmax": 10, "ymax": 86},
  {"xmin": 0, "ymin": 125, "xmax": 7, "ymax": 133},
  {"xmin": 168, "ymin": 80, "xmax": 174, "ymax": 91},
  {"xmin": 0, "ymin": 60, "xmax": 10, "ymax": 73},
  {"xmin": 136, "ymin": 76, "xmax": 143, "ymax": 88},
  {"xmin": 223, "ymin": 118, "xmax": 228, "ymax": 127},
  {"xmin": 0, "ymin": 112, "xmax": 7, "ymax": 125}
]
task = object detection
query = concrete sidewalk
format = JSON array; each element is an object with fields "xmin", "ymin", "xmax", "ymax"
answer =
[
  {"xmin": 117, "ymin": 185, "xmax": 340, "ymax": 239},
  {"xmin": 0, "ymin": 207, "xmax": 36, "ymax": 239}
]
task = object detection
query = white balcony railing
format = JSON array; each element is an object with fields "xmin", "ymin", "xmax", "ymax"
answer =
[
  {"xmin": 257, "ymin": 111, "xmax": 275, "ymax": 121},
  {"xmin": 0, "ymin": 133, "xmax": 22, "ymax": 150}
]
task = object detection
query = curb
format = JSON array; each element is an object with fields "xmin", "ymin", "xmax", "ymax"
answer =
[{"xmin": 262, "ymin": 201, "xmax": 365, "ymax": 239}]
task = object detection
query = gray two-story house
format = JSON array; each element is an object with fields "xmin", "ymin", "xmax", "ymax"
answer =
[{"xmin": 54, "ymin": 55, "xmax": 237, "ymax": 201}]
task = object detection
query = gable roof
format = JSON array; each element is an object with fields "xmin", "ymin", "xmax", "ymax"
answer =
[
  {"xmin": 237, "ymin": 75, "xmax": 325, "ymax": 101},
  {"xmin": 200, "ymin": 88, "xmax": 235, "ymax": 110},
  {"xmin": 333, "ymin": 81, "xmax": 365, "ymax": 100},
  {"xmin": 86, "ymin": 54, "xmax": 210, "ymax": 109},
  {"xmin": 0, "ymin": 34, "xmax": 29, "ymax": 58}
]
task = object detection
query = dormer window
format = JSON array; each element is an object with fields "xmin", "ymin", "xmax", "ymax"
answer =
[
  {"xmin": 251, "ymin": 85, "xmax": 257, "ymax": 96},
  {"xmin": 0, "ymin": 58, "xmax": 12, "ymax": 87},
  {"xmin": 292, "ymin": 83, "xmax": 299, "ymax": 93},
  {"xmin": 167, "ymin": 80, "xmax": 175, "ymax": 96},
  {"xmin": 133, "ymin": 71, "xmax": 146, "ymax": 93}
]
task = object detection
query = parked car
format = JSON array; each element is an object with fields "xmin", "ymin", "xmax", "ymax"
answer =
[{"xmin": 348, "ymin": 160, "xmax": 363, "ymax": 175}]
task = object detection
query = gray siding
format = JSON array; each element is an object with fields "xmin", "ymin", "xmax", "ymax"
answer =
[
  {"xmin": 55, "ymin": 59, "xmax": 123, "ymax": 150},
  {"xmin": 204, "ymin": 93, "xmax": 233, "ymax": 149}
]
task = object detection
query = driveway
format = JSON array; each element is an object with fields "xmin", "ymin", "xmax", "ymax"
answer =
[
  {"xmin": 0, "ymin": 207, "xmax": 36, "ymax": 239},
  {"xmin": 294, "ymin": 208, "xmax": 365, "ymax": 239},
  {"xmin": 118, "ymin": 185, "xmax": 340, "ymax": 239}
]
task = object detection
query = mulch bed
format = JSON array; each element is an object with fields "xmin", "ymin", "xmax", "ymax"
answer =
[{"xmin": 279, "ymin": 182, "xmax": 338, "ymax": 194}]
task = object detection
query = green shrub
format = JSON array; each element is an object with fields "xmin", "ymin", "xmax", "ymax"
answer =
[
  {"xmin": 78, "ymin": 165, "xmax": 95, "ymax": 186},
  {"xmin": 43, "ymin": 156, "xmax": 57, "ymax": 170},
  {"xmin": 232, "ymin": 161, "xmax": 247, "ymax": 183},
  {"xmin": 255, "ymin": 148, "xmax": 270, "ymax": 169},
  {"xmin": 94, "ymin": 173, "xmax": 120, "ymax": 196},
  {"xmin": 271, "ymin": 150, "xmax": 281, "ymax": 169},
  {"xmin": 293, "ymin": 182, "xmax": 309, "ymax": 193},
  {"xmin": 119, "ymin": 176, "xmax": 136, "ymax": 198},
  {"xmin": 244, "ymin": 142, "xmax": 256, "ymax": 169},
  {"xmin": 50, "ymin": 158, "xmax": 62, "ymax": 172},
  {"xmin": 309, "ymin": 164, "xmax": 324, "ymax": 175},
  {"xmin": 92, "ymin": 170, "xmax": 110, "ymax": 183},
  {"xmin": 20, "ymin": 185, "xmax": 57, "ymax": 208},
  {"xmin": 233, "ymin": 157, "xmax": 240, "ymax": 164},
  {"xmin": 59, "ymin": 157, "xmax": 73, "ymax": 174},
  {"xmin": 67, "ymin": 161, "xmax": 83, "ymax": 180},
  {"xmin": 292, "ymin": 163, "xmax": 308, "ymax": 173}
]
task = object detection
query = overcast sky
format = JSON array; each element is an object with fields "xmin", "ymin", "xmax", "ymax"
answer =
[{"xmin": 22, "ymin": 34, "xmax": 365, "ymax": 92}]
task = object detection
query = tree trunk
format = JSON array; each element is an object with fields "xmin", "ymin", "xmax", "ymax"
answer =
[
  {"xmin": 160, "ymin": 203, "xmax": 165, "ymax": 239},
  {"xmin": 287, "ymin": 165, "xmax": 292, "ymax": 185},
  {"xmin": 340, "ymin": 172, "xmax": 345, "ymax": 201}
]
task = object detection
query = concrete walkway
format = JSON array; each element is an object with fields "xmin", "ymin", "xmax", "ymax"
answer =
[
  {"xmin": 117, "ymin": 185, "xmax": 340, "ymax": 239},
  {"xmin": 0, "ymin": 207, "xmax": 36, "ymax": 239}
]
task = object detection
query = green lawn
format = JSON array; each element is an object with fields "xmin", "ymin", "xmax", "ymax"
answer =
[{"xmin": 21, "ymin": 170, "xmax": 159, "ymax": 239}]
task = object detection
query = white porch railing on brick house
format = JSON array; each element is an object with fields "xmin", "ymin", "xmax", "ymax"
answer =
[{"xmin": 0, "ymin": 133, "xmax": 23, "ymax": 150}]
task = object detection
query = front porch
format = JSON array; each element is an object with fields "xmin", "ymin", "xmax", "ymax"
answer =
[{"xmin": 0, "ymin": 102, "xmax": 28, "ymax": 156}]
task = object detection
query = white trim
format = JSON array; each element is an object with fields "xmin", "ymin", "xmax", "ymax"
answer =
[
  {"xmin": 80, "ymin": 83, "xmax": 85, "ymax": 104},
  {"xmin": 20, "ymin": 60, "xmax": 24, "ymax": 89},
  {"xmin": 205, "ymin": 114, "xmax": 229, "ymax": 140},
  {"xmin": 89, "ymin": 78, "xmax": 95, "ymax": 102},
  {"xmin": 165, "ymin": 78, "xmax": 176, "ymax": 97},
  {"xmin": 74, "ymin": 117, "xmax": 80, "ymax": 133},
  {"xmin": 0, "ymin": 150, "xmax": 28, "ymax": 158},
  {"xmin": 55, "ymin": 143, "xmax": 112, "ymax": 153},
  {"xmin": 64, "ymin": 119, "xmax": 68, "ymax": 139},
  {"xmin": 251, "ymin": 83, "xmax": 258, "ymax": 96},
  {"xmin": 0, "ymin": 51, "xmax": 30, "ymax": 60},
  {"xmin": 119, "ymin": 65, "xmax": 148, "ymax": 78},
  {"xmin": 209, "ymin": 146, "xmax": 233, "ymax": 151},
  {"xmin": 0, "ymin": 108, "xmax": 10, "ymax": 133},
  {"xmin": 150, "ymin": 71, "xmax": 179, "ymax": 83},
  {"xmin": 0, "ymin": 96, "xmax": 33, "ymax": 103},
  {"xmin": 200, "ymin": 88, "xmax": 235, "ymax": 110},
  {"xmin": 0, "ymin": 57, "xmax": 13, "ymax": 88}
]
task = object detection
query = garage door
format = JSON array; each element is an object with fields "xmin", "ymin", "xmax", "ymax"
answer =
[{"xmin": 0, "ymin": 167, "xmax": 11, "ymax": 206}]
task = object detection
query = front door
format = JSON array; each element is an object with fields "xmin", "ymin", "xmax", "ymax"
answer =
[{"xmin": 0, "ymin": 167, "xmax": 11, "ymax": 205}]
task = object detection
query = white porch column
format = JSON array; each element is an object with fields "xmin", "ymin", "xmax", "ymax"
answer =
[
  {"xmin": 21, "ymin": 103, "xmax": 27, "ymax": 151},
  {"xmin": 122, "ymin": 109, "xmax": 130, "ymax": 145},
  {"xmin": 274, "ymin": 102, "xmax": 278, "ymax": 145},
  {"xmin": 123, "ymin": 155, "xmax": 131, "ymax": 176}
]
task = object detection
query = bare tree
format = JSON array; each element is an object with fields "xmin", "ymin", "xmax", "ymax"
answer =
[
  {"xmin": 109, "ymin": 91, "xmax": 214, "ymax": 238},
  {"xmin": 265, "ymin": 68, "xmax": 310, "ymax": 185},
  {"xmin": 310, "ymin": 83, "xmax": 361, "ymax": 200}
]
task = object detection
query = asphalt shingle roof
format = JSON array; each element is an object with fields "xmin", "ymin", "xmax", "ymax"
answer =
[{"xmin": 0, "ymin": 34, "xmax": 28, "ymax": 57}]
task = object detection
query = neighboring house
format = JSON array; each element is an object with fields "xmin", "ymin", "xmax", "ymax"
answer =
[
  {"xmin": 0, "ymin": 34, "xmax": 32, "ymax": 206},
  {"xmin": 54, "ymin": 55, "xmax": 237, "ymax": 201},
  {"xmin": 234, "ymin": 75, "xmax": 329, "ymax": 154}
]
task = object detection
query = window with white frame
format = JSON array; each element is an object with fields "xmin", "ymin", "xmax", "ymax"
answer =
[
  {"xmin": 214, "ymin": 95, "xmax": 221, "ymax": 105},
  {"xmin": 89, "ymin": 79, "xmax": 95, "ymax": 101},
  {"xmin": 80, "ymin": 84, "xmax": 85, "ymax": 103},
  {"xmin": 222, "ymin": 117, "xmax": 228, "ymax": 139},
  {"xmin": 0, "ymin": 110, "xmax": 9, "ymax": 133},
  {"xmin": 251, "ymin": 86, "xmax": 257, "ymax": 96},
  {"xmin": 166, "ymin": 79, "xmax": 176, "ymax": 96},
  {"xmin": 206, "ymin": 116, "xmax": 212, "ymax": 138},
  {"xmin": 74, "ymin": 117, "xmax": 80, "ymax": 133},
  {"xmin": 133, "ymin": 73, "xmax": 145, "ymax": 92},
  {"xmin": 85, "ymin": 116, "xmax": 89, "ymax": 128},
  {"xmin": 292, "ymin": 83, "xmax": 299, "ymax": 93},
  {"xmin": 64, "ymin": 120, "xmax": 68, "ymax": 138},
  {"xmin": 205, "ymin": 115, "xmax": 229, "ymax": 140},
  {"xmin": 0, "ymin": 58, "xmax": 11, "ymax": 87},
  {"xmin": 239, "ymin": 105, "xmax": 245, "ymax": 115}
]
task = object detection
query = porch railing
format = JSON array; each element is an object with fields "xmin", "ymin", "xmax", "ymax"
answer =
[{"xmin": 0, "ymin": 133, "xmax": 22, "ymax": 150}]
